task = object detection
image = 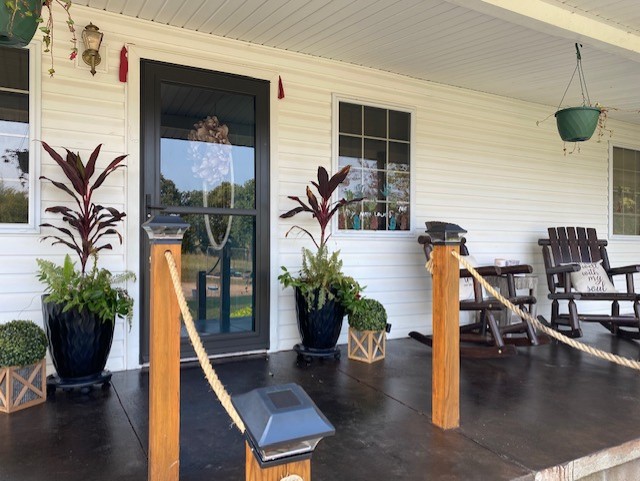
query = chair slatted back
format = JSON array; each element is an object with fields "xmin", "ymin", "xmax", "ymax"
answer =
[
  {"xmin": 540, "ymin": 227, "xmax": 610, "ymax": 292},
  {"xmin": 548, "ymin": 227, "xmax": 603, "ymax": 263}
]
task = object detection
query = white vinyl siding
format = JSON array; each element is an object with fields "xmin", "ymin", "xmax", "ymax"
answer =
[{"xmin": 2, "ymin": 5, "xmax": 640, "ymax": 370}]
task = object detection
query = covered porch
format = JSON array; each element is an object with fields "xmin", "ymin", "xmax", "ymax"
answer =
[
  {"xmin": 3, "ymin": 1, "xmax": 640, "ymax": 479},
  {"xmin": 3, "ymin": 327, "xmax": 640, "ymax": 481}
]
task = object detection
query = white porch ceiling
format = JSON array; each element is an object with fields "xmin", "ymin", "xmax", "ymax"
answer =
[{"xmin": 76, "ymin": 0, "xmax": 640, "ymax": 124}]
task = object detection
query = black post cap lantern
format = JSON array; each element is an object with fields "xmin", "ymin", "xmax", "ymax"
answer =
[
  {"xmin": 231, "ymin": 383, "xmax": 335, "ymax": 467},
  {"xmin": 142, "ymin": 215, "xmax": 190, "ymax": 242},
  {"xmin": 424, "ymin": 221, "xmax": 467, "ymax": 245}
]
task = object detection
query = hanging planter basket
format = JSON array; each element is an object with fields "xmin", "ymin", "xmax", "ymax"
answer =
[
  {"xmin": 550, "ymin": 43, "xmax": 602, "ymax": 143},
  {"xmin": 0, "ymin": 0, "xmax": 43, "ymax": 48},
  {"xmin": 555, "ymin": 106, "xmax": 601, "ymax": 142}
]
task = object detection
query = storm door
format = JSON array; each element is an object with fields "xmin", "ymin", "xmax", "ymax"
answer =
[{"xmin": 140, "ymin": 60, "xmax": 270, "ymax": 361}]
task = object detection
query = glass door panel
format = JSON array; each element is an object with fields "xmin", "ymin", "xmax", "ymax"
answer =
[{"xmin": 141, "ymin": 61, "xmax": 269, "ymax": 361}]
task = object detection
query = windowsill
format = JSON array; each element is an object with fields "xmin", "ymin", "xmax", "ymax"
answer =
[
  {"xmin": 334, "ymin": 229, "xmax": 414, "ymax": 239},
  {"xmin": 609, "ymin": 234, "xmax": 640, "ymax": 241},
  {"xmin": 0, "ymin": 225, "xmax": 39, "ymax": 235}
]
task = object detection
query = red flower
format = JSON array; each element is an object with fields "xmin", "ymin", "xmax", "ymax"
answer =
[{"xmin": 69, "ymin": 51, "xmax": 77, "ymax": 60}]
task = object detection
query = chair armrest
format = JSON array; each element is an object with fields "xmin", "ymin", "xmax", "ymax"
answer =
[
  {"xmin": 417, "ymin": 235, "xmax": 431, "ymax": 245},
  {"xmin": 498, "ymin": 265, "xmax": 533, "ymax": 275},
  {"xmin": 460, "ymin": 266, "xmax": 501, "ymax": 277},
  {"xmin": 546, "ymin": 264, "xmax": 581, "ymax": 275},
  {"xmin": 608, "ymin": 265, "xmax": 640, "ymax": 276}
]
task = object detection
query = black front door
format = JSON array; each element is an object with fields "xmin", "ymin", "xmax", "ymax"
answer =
[{"xmin": 140, "ymin": 60, "xmax": 270, "ymax": 362}]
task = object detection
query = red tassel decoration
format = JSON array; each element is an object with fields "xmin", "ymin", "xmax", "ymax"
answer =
[
  {"xmin": 119, "ymin": 46, "xmax": 128, "ymax": 83},
  {"xmin": 278, "ymin": 75, "xmax": 285, "ymax": 99}
]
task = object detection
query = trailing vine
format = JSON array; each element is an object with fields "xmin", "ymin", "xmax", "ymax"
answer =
[{"xmin": 40, "ymin": 0, "xmax": 78, "ymax": 76}]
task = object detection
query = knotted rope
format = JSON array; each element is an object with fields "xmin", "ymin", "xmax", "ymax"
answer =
[
  {"xmin": 164, "ymin": 250, "xmax": 246, "ymax": 433},
  {"xmin": 426, "ymin": 249, "xmax": 640, "ymax": 371}
]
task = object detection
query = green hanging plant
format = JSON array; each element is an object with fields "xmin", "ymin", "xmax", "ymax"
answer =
[
  {"xmin": 537, "ymin": 43, "xmax": 612, "ymax": 150},
  {"xmin": 553, "ymin": 43, "xmax": 600, "ymax": 143},
  {"xmin": 0, "ymin": 0, "xmax": 77, "ymax": 76}
]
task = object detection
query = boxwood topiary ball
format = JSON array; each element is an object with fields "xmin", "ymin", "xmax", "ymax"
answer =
[
  {"xmin": 0, "ymin": 320, "xmax": 47, "ymax": 368},
  {"xmin": 348, "ymin": 298, "xmax": 387, "ymax": 331}
]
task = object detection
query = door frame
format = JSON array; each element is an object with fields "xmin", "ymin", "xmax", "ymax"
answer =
[{"xmin": 138, "ymin": 59, "xmax": 271, "ymax": 363}]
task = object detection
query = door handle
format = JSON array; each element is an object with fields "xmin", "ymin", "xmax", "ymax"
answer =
[{"xmin": 145, "ymin": 194, "xmax": 167, "ymax": 218}]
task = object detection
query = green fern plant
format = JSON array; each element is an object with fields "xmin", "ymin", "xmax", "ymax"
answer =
[
  {"xmin": 278, "ymin": 244, "xmax": 362, "ymax": 314},
  {"xmin": 37, "ymin": 253, "xmax": 135, "ymax": 326}
]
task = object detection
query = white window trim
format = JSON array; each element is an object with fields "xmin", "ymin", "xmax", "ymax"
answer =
[
  {"xmin": 0, "ymin": 42, "xmax": 41, "ymax": 234},
  {"xmin": 331, "ymin": 94, "xmax": 415, "ymax": 239},
  {"xmin": 609, "ymin": 140, "xmax": 640, "ymax": 240}
]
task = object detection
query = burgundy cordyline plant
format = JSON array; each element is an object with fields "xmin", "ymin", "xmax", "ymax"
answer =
[
  {"xmin": 39, "ymin": 142, "xmax": 127, "ymax": 274},
  {"xmin": 278, "ymin": 165, "xmax": 364, "ymax": 314},
  {"xmin": 280, "ymin": 165, "xmax": 362, "ymax": 249}
]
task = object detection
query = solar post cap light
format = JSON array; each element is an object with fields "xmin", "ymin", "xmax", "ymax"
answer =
[
  {"xmin": 142, "ymin": 215, "xmax": 190, "ymax": 241},
  {"xmin": 232, "ymin": 383, "xmax": 335, "ymax": 467},
  {"xmin": 425, "ymin": 221, "xmax": 467, "ymax": 245}
]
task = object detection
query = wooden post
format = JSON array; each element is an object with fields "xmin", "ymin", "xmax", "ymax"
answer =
[
  {"xmin": 148, "ymin": 242, "xmax": 181, "ymax": 481},
  {"xmin": 431, "ymin": 243, "xmax": 460, "ymax": 430},
  {"xmin": 245, "ymin": 442, "xmax": 311, "ymax": 481},
  {"xmin": 144, "ymin": 216, "xmax": 189, "ymax": 481}
]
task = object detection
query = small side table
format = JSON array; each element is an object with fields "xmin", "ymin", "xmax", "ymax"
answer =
[{"xmin": 488, "ymin": 274, "xmax": 538, "ymax": 325}]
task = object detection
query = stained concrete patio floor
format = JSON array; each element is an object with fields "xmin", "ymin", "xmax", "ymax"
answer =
[{"xmin": 2, "ymin": 324, "xmax": 640, "ymax": 481}]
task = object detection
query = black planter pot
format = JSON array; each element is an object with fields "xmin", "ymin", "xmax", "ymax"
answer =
[
  {"xmin": 294, "ymin": 287, "xmax": 345, "ymax": 353},
  {"xmin": 41, "ymin": 297, "xmax": 115, "ymax": 384}
]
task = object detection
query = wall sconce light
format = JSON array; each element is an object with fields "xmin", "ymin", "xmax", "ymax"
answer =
[{"xmin": 81, "ymin": 23, "xmax": 103, "ymax": 76}]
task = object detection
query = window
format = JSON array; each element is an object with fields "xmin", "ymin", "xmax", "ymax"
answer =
[
  {"xmin": 336, "ymin": 100, "xmax": 412, "ymax": 232},
  {"xmin": 611, "ymin": 145, "xmax": 640, "ymax": 236},
  {"xmin": 0, "ymin": 44, "xmax": 38, "ymax": 231}
]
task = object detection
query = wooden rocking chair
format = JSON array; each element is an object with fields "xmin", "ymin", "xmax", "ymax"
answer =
[
  {"xmin": 410, "ymin": 235, "xmax": 544, "ymax": 358},
  {"xmin": 539, "ymin": 227, "xmax": 640, "ymax": 339}
]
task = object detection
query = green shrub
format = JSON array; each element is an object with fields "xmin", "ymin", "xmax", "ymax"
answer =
[
  {"xmin": 231, "ymin": 306, "xmax": 252, "ymax": 318},
  {"xmin": 0, "ymin": 320, "xmax": 47, "ymax": 368},
  {"xmin": 348, "ymin": 298, "xmax": 387, "ymax": 331}
]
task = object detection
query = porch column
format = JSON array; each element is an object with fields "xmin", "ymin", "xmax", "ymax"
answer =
[{"xmin": 143, "ymin": 216, "xmax": 190, "ymax": 481}]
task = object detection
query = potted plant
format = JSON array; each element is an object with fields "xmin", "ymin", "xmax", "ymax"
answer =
[
  {"xmin": 555, "ymin": 106, "xmax": 601, "ymax": 142},
  {"xmin": 347, "ymin": 298, "xmax": 390, "ymax": 364},
  {"xmin": 552, "ymin": 43, "xmax": 602, "ymax": 143},
  {"xmin": 37, "ymin": 142, "xmax": 134, "ymax": 390},
  {"xmin": 1, "ymin": 0, "xmax": 77, "ymax": 76},
  {"xmin": 278, "ymin": 165, "xmax": 363, "ymax": 360},
  {"xmin": 0, "ymin": 320, "xmax": 47, "ymax": 413}
]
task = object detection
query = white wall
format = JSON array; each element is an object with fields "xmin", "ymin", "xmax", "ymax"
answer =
[{"xmin": 2, "ymin": 5, "xmax": 640, "ymax": 371}]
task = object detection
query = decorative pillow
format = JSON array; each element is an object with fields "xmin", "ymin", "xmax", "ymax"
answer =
[
  {"xmin": 459, "ymin": 255, "xmax": 477, "ymax": 300},
  {"xmin": 569, "ymin": 261, "xmax": 617, "ymax": 293}
]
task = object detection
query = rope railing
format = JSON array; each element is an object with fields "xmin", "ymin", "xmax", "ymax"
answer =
[
  {"xmin": 164, "ymin": 250, "xmax": 246, "ymax": 433},
  {"xmin": 440, "ymin": 250, "xmax": 640, "ymax": 371}
]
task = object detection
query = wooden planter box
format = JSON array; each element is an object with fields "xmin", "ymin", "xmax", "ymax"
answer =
[
  {"xmin": 348, "ymin": 327, "xmax": 386, "ymax": 363},
  {"xmin": 0, "ymin": 359, "xmax": 46, "ymax": 413}
]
